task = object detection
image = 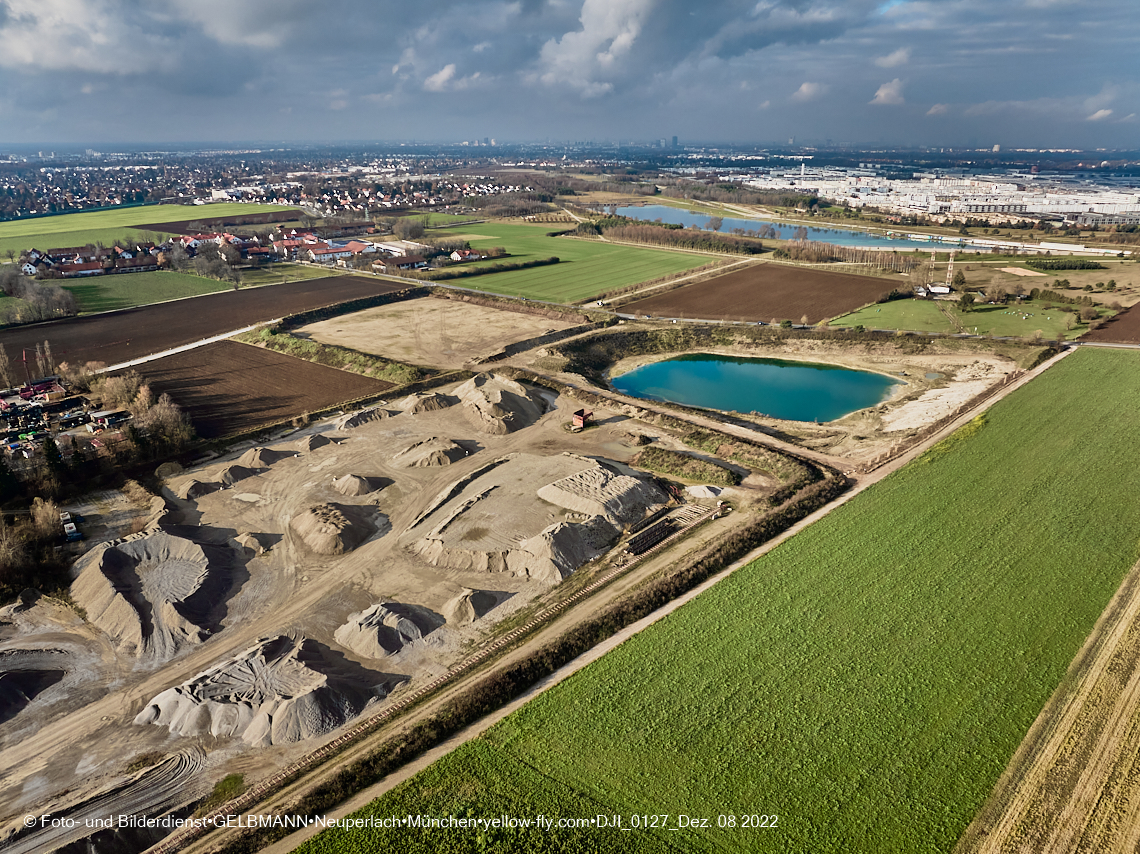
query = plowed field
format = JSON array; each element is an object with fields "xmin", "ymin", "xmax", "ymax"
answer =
[
  {"xmin": 624, "ymin": 263, "xmax": 896, "ymax": 323},
  {"xmin": 1082, "ymin": 304, "xmax": 1140, "ymax": 344},
  {"xmin": 0, "ymin": 275, "xmax": 405, "ymax": 368},
  {"xmin": 130, "ymin": 340, "xmax": 391, "ymax": 438}
]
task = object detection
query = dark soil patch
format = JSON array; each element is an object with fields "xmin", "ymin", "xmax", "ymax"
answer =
[
  {"xmin": 130, "ymin": 340, "xmax": 392, "ymax": 439},
  {"xmin": 130, "ymin": 209, "xmax": 304, "ymax": 234},
  {"xmin": 0, "ymin": 276, "xmax": 408, "ymax": 368},
  {"xmin": 625, "ymin": 263, "xmax": 895, "ymax": 324},
  {"xmin": 1082, "ymin": 305, "xmax": 1140, "ymax": 344}
]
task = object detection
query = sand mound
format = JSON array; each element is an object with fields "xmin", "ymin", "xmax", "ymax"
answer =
[
  {"xmin": 178, "ymin": 479, "xmax": 219, "ymax": 500},
  {"xmin": 237, "ymin": 447, "xmax": 288, "ymax": 468},
  {"xmin": 0, "ymin": 648, "xmax": 69, "ymax": 724},
  {"xmin": 409, "ymin": 455, "xmax": 664, "ymax": 584},
  {"xmin": 442, "ymin": 589, "xmax": 503, "ymax": 625},
  {"xmin": 290, "ymin": 503, "xmax": 377, "ymax": 555},
  {"xmin": 295, "ymin": 433, "xmax": 333, "ymax": 453},
  {"xmin": 218, "ymin": 464, "xmax": 257, "ymax": 486},
  {"xmin": 455, "ymin": 373, "xmax": 546, "ymax": 435},
  {"xmin": 334, "ymin": 602, "xmax": 443, "ymax": 658},
  {"xmin": 235, "ymin": 532, "xmax": 266, "ymax": 555},
  {"xmin": 134, "ymin": 635, "xmax": 402, "ymax": 747},
  {"xmin": 335, "ymin": 407, "xmax": 390, "ymax": 430},
  {"xmin": 537, "ymin": 460, "xmax": 666, "ymax": 526},
  {"xmin": 393, "ymin": 437, "xmax": 467, "ymax": 468},
  {"xmin": 332, "ymin": 474, "xmax": 382, "ymax": 496},
  {"xmin": 401, "ymin": 392, "xmax": 455, "ymax": 414},
  {"xmin": 71, "ymin": 531, "xmax": 233, "ymax": 661}
]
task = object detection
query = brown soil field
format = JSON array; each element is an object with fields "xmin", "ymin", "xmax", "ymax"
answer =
[
  {"xmin": 130, "ymin": 340, "xmax": 392, "ymax": 438},
  {"xmin": 0, "ymin": 275, "xmax": 405, "ymax": 368},
  {"xmin": 1082, "ymin": 305, "xmax": 1140, "ymax": 344},
  {"xmin": 623, "ymin": 262, "xmax": 897, "ymax": 323},
  {"xmin": 131, "ymin": 209, "xmax": 304, "ymax": 234}
]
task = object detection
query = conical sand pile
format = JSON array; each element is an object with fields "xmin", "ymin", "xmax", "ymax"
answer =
[
  {"xmin": 393, "ymin": 437, "xmax": 466, "ymax": 468},
  {"xmin": 295, "ymin": 434, "xmax": 333, "ymax": 453},
  {"xmin": 334, "ymin": 603, "xmax": 440, "ymax": 658},
  {"xmin": 335, "ymin": 407, "xmax": 390, "ymax": 430},
  {"xmin": 218, "ymin": 464, "xmax": 257, "ymax": 486},
  {"xmin": 332, "ymin": 474, "xmax": 380, "ymax": 496},
  {"xmin": 237, "ymin": 447, "xmax": 288, "ymax": 468},
  {"xmin": 290, "ymin": 503, "xmax": 376, "ymax": 554},
  {"xmin": 455, "ymin": 373, "xmax": 546, "ymax": 435},
  {"xmin": 400, "ymin": 392, "xmax": 455, "ymax": 414},
  {"xmin": 443, "ymin": 589, "xmax": 502, "ymax": 625}
]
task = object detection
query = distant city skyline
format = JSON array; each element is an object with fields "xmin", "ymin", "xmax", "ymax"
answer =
[{"xmin": 0, "ymin": 0, "xmax": 1136, "ymax": 148}]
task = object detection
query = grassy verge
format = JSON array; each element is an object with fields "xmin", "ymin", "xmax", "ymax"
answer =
[
  {"xmin": 239, "ymin": 327, "xmax": 427, "ymax": 385},
  {"xmin": 312, "ymin": 347, "xmax": 1140, "ymax": 853},
  {"xmin": 630, "ymin": 446, "xmax": 740, "ymax": 486}
]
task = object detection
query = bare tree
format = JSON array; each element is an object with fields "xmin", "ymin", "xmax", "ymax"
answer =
[{"xmin": 0, "ymin": 346, "xmax": 13, "ymax": 390}]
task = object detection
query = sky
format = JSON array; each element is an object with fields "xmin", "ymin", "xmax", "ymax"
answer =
[{"xmin": 0, "ymin": 0, "xmax": 1137, "ymax": 148}]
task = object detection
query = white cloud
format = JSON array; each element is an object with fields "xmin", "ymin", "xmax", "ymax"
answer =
[
  {"xmin": 473, "ymin": 41, "xmax": 490, "ymax": 53},
  {"xmin": 0, "ymin": 0, "xmax": 174, "ymax": 74},
  {"xmin": 926, "ymin": 103, "xmax": 948, "ymax": 115},
  {"xmin": 870, "ymin": 78, "xmax": 904, "ymax": 105},
  {"xmin": 874, "ymin": 47, "xmax": 910, "ymax": 68},
  {"xmin": 758, "ymin": 99, "xmax": 771, "ymax": 109},
  {"xmin": 790, "ymin": 81, "xmax": 826, "ymax": 102},
  {"xmin": 424, "ymin": 64, "xmax": 457, "ymax": 92},
  {"xmin": 1086, "ymin": 108, "xmax": 1113, "ymax": 121},
  {"xmin": 535, "ymin": 0, "xmax": 653, "ymax": 97}
]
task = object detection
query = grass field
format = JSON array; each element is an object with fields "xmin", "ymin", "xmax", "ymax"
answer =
[
  {"xmin": 62, "ymin": 271, "xmax": 229, "ymax": 313},
  {"xmin": 0, "ymin": 202, "xmax": 291, "ymax": 257},
  {"xmin": 832, "ymin": 297, "xmax": 1098, "ymax": 339},
  {"xmin": 238, "ymin": 264, "xmax": 339, "ymax": 287},
  {"xmin": 303, "ymin": 347, "xmax": 1140, "ymax": 853},
  {"xmin": 433, "ymin": 222, "xmax": 708, "ymax": 302}
]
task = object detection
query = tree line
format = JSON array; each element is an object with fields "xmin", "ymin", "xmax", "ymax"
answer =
[{"xmin": 773, "ymin": 240, "xmax": 920, "ymax": 272}]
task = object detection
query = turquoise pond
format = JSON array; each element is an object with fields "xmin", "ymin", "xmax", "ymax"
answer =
[{"xmin": 611, "ymin": 354, "xmax": 902, "ymax": 422}]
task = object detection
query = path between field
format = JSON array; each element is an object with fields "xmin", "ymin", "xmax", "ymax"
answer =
[
  {"xmin": 255, "ymin": 347, "xmax": 1076, "ymax": 854},
  {"xmin": 99, "ymin": 321, "xmax": 280, "ymax": 373}
]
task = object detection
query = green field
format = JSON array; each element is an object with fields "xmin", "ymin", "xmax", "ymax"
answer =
[
  {"xmin": 833, "ymin": 297, "xmax": 1098, "ymax": 340},
  {"xmin": 62, "ymin": 271, "xmax": 229, "ymax": 313},
  {"xmin": 435, "ymin": 222, "xmax": 708, "ymax": 302},
  {"xmin": 303, "ymin": 348, "xmax": 1140, "ymax": 853},
  {"xmin": 237, "ymin": 264, "xmax": 339, "ymax": 288},
  {"xmin": 0, "ymin": 202, "xmax": 296, "ymax": 257}
]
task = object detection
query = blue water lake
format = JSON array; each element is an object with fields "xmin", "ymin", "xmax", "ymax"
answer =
[
  {"xmin": 612, "ymin": 204, "xmax": 941, "ymax": 252},
  {"xmin": 611, "ymin": 353, "xmax": 902, "ymax": 422}
]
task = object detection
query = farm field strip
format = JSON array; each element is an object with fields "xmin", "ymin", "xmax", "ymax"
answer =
[
  {"xmin": 1082, "ymin": 304, "xmax": 1140, "ymax": 344},
  {"xmin": 0, "ymin": 202, "xmax": 291, "ymax": 256},
  {"xmin": 0, "ymin": 274, "xmax": 402, "ymax": 367},
  {"xmin": 833, "ymin": 297, "xmax": 1098, "ymax": 340},
  {"xmin": 130, "ymin": 339, "xmax": 392, "ymax": 438},
  {"xmin": 62, "ymin": 270, "xmax": 230, "ymax": 313},
  {"xmin": 431, "ymin": 222, "xmax": 707, "ymax": 301},
  {"xmin": 302, "ymin": 347, "xmax": 1140, "ymax": 853},
  {"xmin": 624, "ymin": 261, "xmax": 895, "ymax": 324}
]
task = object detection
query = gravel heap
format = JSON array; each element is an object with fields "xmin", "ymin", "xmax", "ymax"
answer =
[
  {"xmin": 133, "ymin": 635, "xmax": 401, "ymax": 747},
  {"xmin": 290, "ymin": 503, "xmax": 377, "ymax": 555},
  {"xmin": 393, "ymin": 437, "xmax": 467, "ymax": 467},
  {"xmin": 455, "ymin": 373, "xmax": 546, "ymax": 435},
  {"xmin": 334, "ymin": 602, "xmax": 441, "ymax": 658},
  {"xmin": 335, "ymin": 407, "xmax": 390, "ymax": 430}
]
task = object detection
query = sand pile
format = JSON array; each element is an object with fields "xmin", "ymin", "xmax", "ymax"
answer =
[
  {"xmin": 455, "ymin": 373, "xmax": 546, "ymax": 435},
  {"xmin": 332, "ymin": 474, "xmax": 382, "ymax": 496},
  {"xmin": 71, "ymin": 531, "xmax": 233, "ymax": 660},
  {"xmin": 295, "ymin": 434, "xmax": 333, "ymax": 453},
  {"xmin": 401, "ymin": 392, "xmax": 455, "ymax": 414},
  {"xmin": 178, "ymin": 479, "xmax": 219, "ymax": 500},
  {"xmin": 537, "ymin": 459, "xmax": 667, "ymax": 527},
  {"xmin": 141, "ymin": 495, "xmax": 178, "ymax": 531},
  {"xmin": 0, "ymin": 649, "xmax": 68, "ymax": 724},
  {"xmin": 393, "ymin": 437, "xmax": 467, "ymax": 468},
  {"xmin": 442, "ymin": 589, "xmax": 502, "ymax": 625},
  {"xmin": 235, "ymin": 532, "xmax": 265, "ymax": 555},
  {"xmin": 237, "ymin": 447, "xmax": 289, "ymax": 468},
  {"xmin": 290, "ymin": 503, "xmax": 376, "ymax": 555},
  {"xmin": 335, "ymin": 407, "xmax": 390, "ymax": 430},
  {"xmin": 409, "ymin": 456, "xmax": 663, "ymax": 584},
  {"xmin": 218, "ymin": 464, "xmax": 257, "ymax": 486},
  {"xmin": 133, "ymin": 635, "xmax": 400, "ymax": 747},
  {"xmin": 334, "ymin": 602, "xmax": 442, "ymax": 658}
]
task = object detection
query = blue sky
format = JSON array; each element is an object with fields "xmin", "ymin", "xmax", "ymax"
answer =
[{"xmin": 0, "ymin": 0, "xmax": 1136, "ymax": 147}]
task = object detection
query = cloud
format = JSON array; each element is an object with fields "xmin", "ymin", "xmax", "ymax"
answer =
[
  {"xmin": 870, "ymin": 78, "xmax": 904, "ymax": 105},
  {"xmin": 758, "ymin": 99, "xmax": 771, "ymax": 109},
  {"xmin": 926, "ymin": 103, "xmax": 949, "ymax": 115},
  {"xmin": 790, "ymin": 81, "xmax": 826, "ymax": 102},
  {"xmin": 535, "ymin": 0, "xmax": 653, "ymax": 97},
  {"xmin": 424, "ymin": 64, "xmax": 457, "ymax": 91},
  {"xmin": 1086, "ymin": 109, "xmax": 1113, "ymax": 121},
  {"xmin": 874, "ymin": 47, "xmax": 909, "ymax": 67}
]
